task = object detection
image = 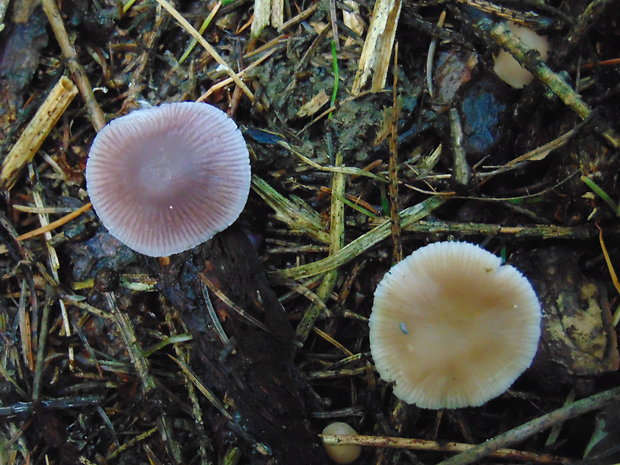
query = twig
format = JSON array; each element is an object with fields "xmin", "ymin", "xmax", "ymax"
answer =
[
  {"xmin": 388, "ymin": 47, "xmax": 403, "ymax": 263},
  {"xmin": 307, "ymin": 367, "xmax": 368, "ymax": 379},
  {"xmin": 107, "ymin": 427, "xmax": 159, "ymax": 460},
  {"xmin": 40, "ymin": 0, "xmax": 105, "ymax": 131},
  {"xmin": 545, "ymin": 389, "xmax": 577, "ymax": 447},
  {"xmin": 17, "ymin": 280, "xmax": 34, "ymax": 370},
  {"xmin": 320, "ymin": 434, "xmax": 571, "ymax": 463},
  {"xmin": 554, "ymin": 0, "xmax": 616, "ymax": 65},
  {"xmin": 123, "ymin": 0, "xmax": 167, "ymax": 106},
  {"xmin": 168, "ymin": 354, "xmax": 233, "ymax": 421},
  {"xmin": 472, "ymin": 16, "xmax": 620, "ymax": 148},
  {"xmin": 162, "ymin": 305, "xmax": 214, "ymax": 463},
  {"xmin": 448, "ymin": 108, "xmax": 470, "ymax": 187},
  {"xmin": 398, "ymin": 219, "xmax": 594, "ymax": 240},
  {"xmin": 105, "ymin": 293, "xmax": 155, "ymax": 393},
  {"xmin": 280, "ymin": 278, "xmax": 330, "ymax": 313},
  {"xmin": 278, "ymin": 140, "xmax": 387, "ymax": 182},
  {"xmin": 31, "ymin": 184, "xmax": 73, "ymax": 364},
  {"xmin": 0, "ymin": 76, "xmax": 78, "ymax": 190},
  {"xmin": 504, "ymin": 122, "xmax": 585, "ymax": 167},
  {"xmin": 199, "ymin": 44, "xmax": 282, "ymax": 101},
  {"xmin": 277, "ymin": 2, "xmax": 320, "ymax": 32},
  {"xmin": 436, "ymin": 386, "xmax": 620, "ymax": 465},
  {"xmin": 454, "ymin": 0, "xmax": 544, "ymax": 26},
  {"xmin": 0, "ymin": 361, "xmax": 28, "ymax": 399}
]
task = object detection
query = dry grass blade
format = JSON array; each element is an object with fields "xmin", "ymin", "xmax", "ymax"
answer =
[
  {"xmin": 597, "ymin": 225, "xmax": 620, "ymax": 298},
  {"xmin": 198, "ymin": 273, "xmax": 273, "ymax": 334},
  {"xmin": 252, "ymin": 175, "xmax": 330, "ymax": 244},
  {"xmin": 2, "ymin": 0, "xmax": 619, "ymax": 462},
  {"xmin": 104, "ymin": 292, "xmax": 183, "ymax": 462},
  {"xmin": 168, "ymin": 354, "xmax": 233, "ymax": 421},
  {"xmin": 279, "ymin": 140, "xmax": 388, "ymax": 182},
  {"xmin": 16, "ymin": 202, "xmax": 92, "ymax": 241},
  {"xmin": 154, "ymin": 0, "xmax": 255, "ymax": 102},
  {"xmin": 274, "ymin": 195, "xmax": 449, "ymax": 280},
  {"xmin": 295, "ymin": 151, "xmax": 346, "ymax": 345}
]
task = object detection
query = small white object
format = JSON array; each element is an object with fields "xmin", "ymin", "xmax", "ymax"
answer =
[
  {"xmin": 493, "ymin": 21, "xmax": 550, "ymax": 88},
  {"xmin": 322, "ymin": 422, "xmax": 362, "ymax": 464}
]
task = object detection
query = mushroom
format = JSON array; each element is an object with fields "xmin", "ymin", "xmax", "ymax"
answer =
[
  {"xmin": 322, "ymin": 422, "xmax": 362, "ymax": 464},
  {"xmin": 85, "ymin": 102, "xmax": 251, "ymax": 257},
  {"xmin": 369, "ymin": 241, "xmax": 541, "ymax": 409},
  {"xmin": 493, "ymin": 21, "xmax": 550, "ymax": 88}
]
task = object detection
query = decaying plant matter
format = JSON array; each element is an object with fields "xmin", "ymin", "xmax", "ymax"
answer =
[{"xmin": 1, "ymin": 0, "xmax": 619, "ymax": 464}]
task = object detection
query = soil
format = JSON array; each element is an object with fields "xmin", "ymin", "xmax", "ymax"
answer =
[{"xmin": 1, "ymin": 1, "xmax": 620, "ymax": 464}]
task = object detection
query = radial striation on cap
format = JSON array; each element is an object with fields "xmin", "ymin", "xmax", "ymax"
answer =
[
  {"xmin": 369, "ymin": 241, "xmax": 541, "ymax": 409},
  {"xmin": 85, "ymin": 102, "xmax": 251, "ymax": 257}
]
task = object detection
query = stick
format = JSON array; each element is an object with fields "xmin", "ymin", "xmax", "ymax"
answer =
[
  {"xmin": 437, "ymin": 386, "xmax": 620, "ymax": 465},
  {"xmin": 41, "ymin": 0, "xmax": 106, "ymax": 131},
  {"xmin": 0, "ymin": 76, "xmax": 78, "ymax": 190}
]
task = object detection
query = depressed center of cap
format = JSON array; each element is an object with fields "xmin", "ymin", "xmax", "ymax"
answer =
[{"xmin": 85, "ymin": 102, "xmax": 251, "ymax": 257}]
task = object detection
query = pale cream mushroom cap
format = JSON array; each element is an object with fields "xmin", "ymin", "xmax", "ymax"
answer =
[
  {"xmin": 322, "ymin": 422, "xmax": 362, "ymax": 464},
  {"xmin": 369, "ymin": 241, "xmax": 541, "ymax": 409},
  {"xmin": 493, "ymin": 21, "xmax": 550, "ymax": 88}
]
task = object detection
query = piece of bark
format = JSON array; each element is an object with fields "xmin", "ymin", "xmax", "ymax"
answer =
[{"xmin": 145, "ymin": 226, "xmax": 325, "ymax": 464}]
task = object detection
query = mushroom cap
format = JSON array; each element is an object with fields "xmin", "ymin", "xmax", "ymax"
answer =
[
  {"xmin": 321, "ymin": 422, "xmax": 362, "ymax": 464},
  {"xmin": 493, "ymin": 21, "xmax": 550, "ymax": 88},
  {"xmin": 85, "ymin": 102, "xmax": 250, "ymax": 257},
  {"xmin": 369, "ymin": 241, "xmax": 541, "ymax": 409}
]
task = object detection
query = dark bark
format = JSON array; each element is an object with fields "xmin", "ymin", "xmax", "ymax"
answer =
[{"xmin": 145, "ymin": 227, "xmax": 325, "ymax": 465}]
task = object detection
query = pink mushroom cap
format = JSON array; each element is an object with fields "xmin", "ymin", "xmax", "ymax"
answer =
[{"xmin": 85, "ymin": 102, "xmax": 251, "ymax": 257}]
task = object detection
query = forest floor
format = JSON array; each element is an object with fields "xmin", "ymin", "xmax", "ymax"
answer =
[{"xmin": 1, "ymin": 0, "xmax": 620, "ymax": 464}]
